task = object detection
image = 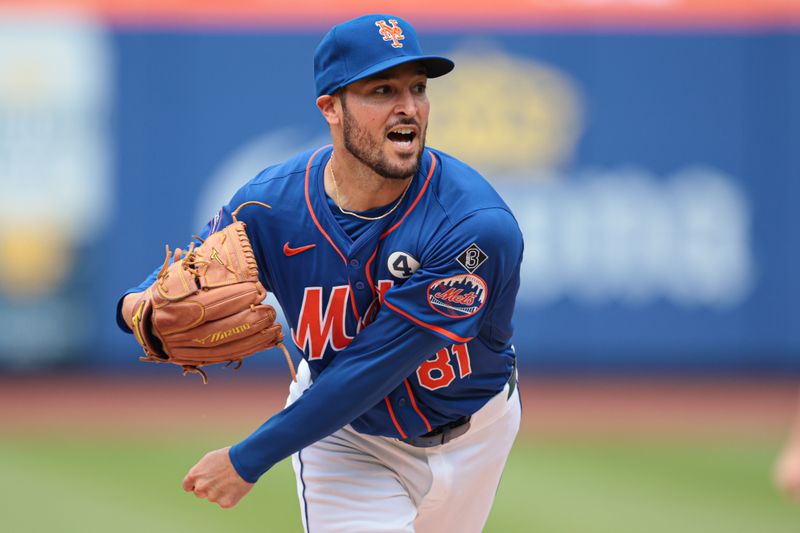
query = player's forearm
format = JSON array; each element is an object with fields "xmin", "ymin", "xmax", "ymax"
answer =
[{"xmin": 229, "ymin": 312, "xmax": 447, "ymax": 482}]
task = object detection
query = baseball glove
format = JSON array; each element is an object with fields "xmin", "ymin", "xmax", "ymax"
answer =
[{"xmin": 128, "ymin": 201, "xmax": 296, "ymax": 384}]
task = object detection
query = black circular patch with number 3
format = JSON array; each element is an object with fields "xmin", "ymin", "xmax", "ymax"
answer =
[{"xmin": 387, "ymin": 251, "xmax": 420, "ymax": 279}]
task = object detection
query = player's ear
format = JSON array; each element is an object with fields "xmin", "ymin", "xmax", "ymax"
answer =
[{"xmin": 316, "ymin": 94, "xmax": 341, "ymax": 126}]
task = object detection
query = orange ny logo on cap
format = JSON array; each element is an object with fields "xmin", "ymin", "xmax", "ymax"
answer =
[{"xmin": 375, "ymin": 19, "xmax": 405, "ymax": 48}]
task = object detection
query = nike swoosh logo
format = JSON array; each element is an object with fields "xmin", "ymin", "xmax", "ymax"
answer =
[{"xmin": 283, "ymin": 242, "xmax": 317, "ymax": 257}]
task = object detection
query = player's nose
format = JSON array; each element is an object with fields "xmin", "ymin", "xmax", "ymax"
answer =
[{"xmin": 393, "ymin": 88, "xmax": 419, "ymax": 117}]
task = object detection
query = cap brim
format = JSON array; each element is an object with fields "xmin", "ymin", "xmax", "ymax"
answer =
[{"xmin": 335, "ymin": 55, "xmax": 455, "ymax": 94}]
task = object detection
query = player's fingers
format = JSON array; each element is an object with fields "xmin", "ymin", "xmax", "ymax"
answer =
[
  {"xmin": 182, "ymin": 473, "xmax": 195, "ymax": 492},
  {"xmin": 217, "ymin": 497, "xmax": 236, "ymax": 509},
  {"xmin": 192, "ymin": 480, "xmax": 209, "ymax": 499}
]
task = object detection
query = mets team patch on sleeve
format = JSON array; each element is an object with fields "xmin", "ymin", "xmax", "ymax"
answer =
[
  {"xmin": 427, "ymin": 274, "xmax": 487, "ymax": 318},
  {"xmin": 456, "ymin": 243, "xmax": 488, "ymax": 273}
]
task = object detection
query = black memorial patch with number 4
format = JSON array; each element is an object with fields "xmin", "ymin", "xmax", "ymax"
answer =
[{"xmin": 456, "ymin": 243, "xmax": 488, "ymax": 273}]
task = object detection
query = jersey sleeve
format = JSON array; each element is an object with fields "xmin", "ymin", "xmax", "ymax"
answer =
[
  {"xmin": 382, "ymin": 207, "xmax": 523, "ymax": 344},
  {"xmin": 229, "ymin": 308, "xmax": 449, "ymax": 482}
]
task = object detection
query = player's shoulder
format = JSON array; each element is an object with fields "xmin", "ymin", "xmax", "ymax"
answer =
[
  {"xmin": 222, "ymin": 146, "xmax": 331, "ymax": 229},
  {"xmin": 426, "ymin": 148, "xmax": 517, "ymax": 227},
  {"xmin": 226, "ymin": 146, "xmax": 331, "ymax": 214},
  {"xmin": 413, "ymin": 149, "xmax": 523, "ymax": 270},
  {"xmin": 238, "ymin": 146, "xmax": 327, "ymax": 194}
]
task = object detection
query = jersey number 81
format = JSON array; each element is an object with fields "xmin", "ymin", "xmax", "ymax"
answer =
[{"xmin": 416, "ymin": 344, "xmax": 471, "ymax": 391}]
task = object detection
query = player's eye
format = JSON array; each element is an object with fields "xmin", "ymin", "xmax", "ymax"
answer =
[
  {"xmin": 414, "ymin": 83, "xmax": 427, "ymax": 94},
  {"xmin": 374, "ymin": 85, "xmax": 391, "ymax": 95}
]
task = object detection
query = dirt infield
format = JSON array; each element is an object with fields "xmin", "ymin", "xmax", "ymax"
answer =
[{"xmin": 1, "ymin": 373, "xmax": 797, "ymax": 441}]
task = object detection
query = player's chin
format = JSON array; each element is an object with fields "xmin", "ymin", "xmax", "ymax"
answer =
[
  {"xmin": 383, "ymin": 150, "xmax": 420, "ymax": 178},
  {"xmin": 385, "ymin": 141, "xmax": 421, "ymax": 167}
]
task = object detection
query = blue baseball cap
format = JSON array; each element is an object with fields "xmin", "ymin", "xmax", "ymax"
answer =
[{"xmin": 314, "ymin": 14, "xmax": 455, "ymax": 97}]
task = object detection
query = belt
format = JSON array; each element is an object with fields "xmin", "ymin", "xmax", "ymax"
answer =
[
  {"xmin": 507, "ymin": 358, "xmax": 517, "ymax": 399},
  {"xmin": 401, "ymin": 361, "xmax": 517, "ymax": 448}
]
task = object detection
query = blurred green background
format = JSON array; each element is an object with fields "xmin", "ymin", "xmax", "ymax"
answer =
[
  {"xmin": 2, "ymin": 375, "xmax": 798, "ymax": 532},
  {"xmin": 2, "ymin": 432, "xmax": 798, "ymax": 532}
]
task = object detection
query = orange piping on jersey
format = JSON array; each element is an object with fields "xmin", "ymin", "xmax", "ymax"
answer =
[
  {"xmin": 305, "ymin": 145, "xmax": 346, "ymax": 265},
  {"xmin": 359, "ymin": 151, "xmax": 434, "ymax": 301},
  {"xmin": 403, "ymin": 379, "xmax": 432, "ymax": 433},
  {"xmin": 380, "ymin": 151, "xmax": 435, "ymax": 239},
  {"xmin": 384, "ymin": 397, "xmax": 408, "ymax": 439},
  {"xmin": 365, "ymin": 248, "xmax": 379, "ymax": 298},
  {"xmin": 383, "ymin": 300, "xmax": 473, "ymax": 344},
  {"xmin": 364, "ymin": 151, "xmax": 433, "ymax": 301},
  {"xmin": 347, "ymin": 282, "xmax": 362, "ymax": 323}
]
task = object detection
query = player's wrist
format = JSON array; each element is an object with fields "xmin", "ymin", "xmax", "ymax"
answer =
[
  {"xmin": 228, "ymin": 443, "xmax": 262, "ymax": 484},
  {"xmin": 120, "ymin": 292, "xmax": 142, "ymax": 330}
]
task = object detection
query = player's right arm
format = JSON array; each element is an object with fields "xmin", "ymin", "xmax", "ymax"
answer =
[{"xmin": 229, "ymin": 207, "xmax": 523, "ymax": 482}]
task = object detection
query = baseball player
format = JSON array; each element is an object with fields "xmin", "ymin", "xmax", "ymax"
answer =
[{"xmin": 118, "ymin": 14, "xmax": 523, "ymax": 532}]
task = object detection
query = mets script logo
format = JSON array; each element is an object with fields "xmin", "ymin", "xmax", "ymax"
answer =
[
  {"xmin": 427, "ymin": 274, "xmax": 488, "ymax": 319},
  {"xmin": 375, "ymin": 19, "xmax": 405, "ymax": 48}
]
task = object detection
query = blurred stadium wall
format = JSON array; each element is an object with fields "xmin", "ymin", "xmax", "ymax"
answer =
[{"xmin": 0, "ymin": 1, "xmax": 798, "ymax": 375}]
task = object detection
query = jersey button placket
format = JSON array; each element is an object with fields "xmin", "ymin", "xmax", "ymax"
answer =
[{"xmin": 348, "ymin": 257, "xmax": 365, "ymax": 290}]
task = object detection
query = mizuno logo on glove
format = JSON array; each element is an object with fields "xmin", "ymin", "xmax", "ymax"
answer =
[{"xmin": 194, "ymin": 323, "xmax": 252, "ymax": 345}]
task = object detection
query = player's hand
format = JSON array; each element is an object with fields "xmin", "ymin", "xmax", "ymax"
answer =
[
  {"xmin": 120, "ymin": 292, "xmax": 141, "ymax": 330},
  {"xmin": 775, "ymin": 441, "xmax": 800, "ymax": 502},
  {"xmin": 182, "ymin": 446, "xmax": 254, "ymax": 508}
]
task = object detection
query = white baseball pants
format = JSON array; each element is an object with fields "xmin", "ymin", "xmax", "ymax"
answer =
[{"xmin": 287, "ymin": 360, "xmax": 521, "ymax": 533}]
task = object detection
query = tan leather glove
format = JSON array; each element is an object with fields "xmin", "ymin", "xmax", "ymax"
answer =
[{"xmin": 128, "ymin": 217, "xmax": 294, "ymax": 384}]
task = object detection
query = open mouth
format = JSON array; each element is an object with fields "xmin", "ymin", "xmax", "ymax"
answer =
[{"xmin": 387, "ymin": 127, "xmax": 416, "ymax": 148}]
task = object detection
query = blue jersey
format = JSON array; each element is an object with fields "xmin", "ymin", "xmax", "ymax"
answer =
[{"xmin": 119, "ymin": 145, "xmax": 523, "ymax": 482}]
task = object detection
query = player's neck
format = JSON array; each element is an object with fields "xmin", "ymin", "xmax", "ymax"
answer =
[{"xmin": 325, "ymin": 152, "xmax": 412, "ymax": 213}]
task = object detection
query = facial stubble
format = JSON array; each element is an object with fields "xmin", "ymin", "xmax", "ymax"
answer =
[{"xmin": 340, "ymin": 94, "xmax": 426, "ymax": 181}]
